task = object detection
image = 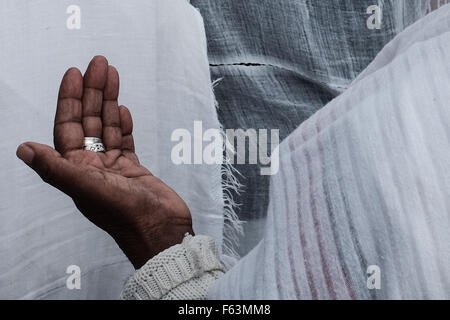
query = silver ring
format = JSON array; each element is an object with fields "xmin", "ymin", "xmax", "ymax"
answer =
[{"xmin": 83, "ymin": 137, "xmax": 105, "ymax": 152}]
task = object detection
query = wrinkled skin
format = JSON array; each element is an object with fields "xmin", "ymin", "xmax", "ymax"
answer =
[{"xmin": 16, "ymin": 56, "xmax": 193, "ymax": 269}]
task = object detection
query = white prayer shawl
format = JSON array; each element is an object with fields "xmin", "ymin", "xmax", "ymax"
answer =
[
  {"xmin": 0, "ymin": 0, "xmax": 227, "ymax": 299},
  {"xmin": 209, "ymin": 5, "xmax": 450, "ymax": 299}
]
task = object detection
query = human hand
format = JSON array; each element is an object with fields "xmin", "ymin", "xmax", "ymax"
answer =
[{"xmin": 16, "ymin": 56, "xmax": 193, "ymax": 269}]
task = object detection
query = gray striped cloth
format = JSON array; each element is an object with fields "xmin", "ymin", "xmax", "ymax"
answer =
[
  {"xmin": 209, "ymin": 4, "xmax": 450, "ymax": 299},
  {"xmin": 191, "ymin": 0, "xmax": 430, "ymax": 256}
]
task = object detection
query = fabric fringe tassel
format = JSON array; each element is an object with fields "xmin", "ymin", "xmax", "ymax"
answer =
[{"xmin": 211, "ymin": 78, "xmax": 244, "ymax": 265}]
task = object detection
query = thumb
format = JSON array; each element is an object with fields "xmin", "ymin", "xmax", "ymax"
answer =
[{"xmin": 16, "ymin": 142, "xmax": 81, "ymax": 195}]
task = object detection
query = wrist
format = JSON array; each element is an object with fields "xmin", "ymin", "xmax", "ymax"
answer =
[{"xmin": 111, "ymin": 218, "xmax": 194, "ymax": 269}]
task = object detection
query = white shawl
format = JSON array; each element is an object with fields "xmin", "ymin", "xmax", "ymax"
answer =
[
  {"xmin": 0, "ymin": 0, "xmax": 228, "ymax": 299},
  {"xmin": 210, "ymin": 4, "xmax": 450, "ymax": 299}
]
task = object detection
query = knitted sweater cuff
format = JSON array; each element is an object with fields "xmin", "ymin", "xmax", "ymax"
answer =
[{"xmin": 120, "ymin": 234, "xmax": 225, "ymax": 300}]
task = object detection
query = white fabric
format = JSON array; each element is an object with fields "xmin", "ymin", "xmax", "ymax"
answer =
[
  {"xmin": 0, "ymin": 0, "xmax": 225, "ymax": 299},
  {"xmin": 121, "ymin": 234, "xmax": 224, "ymax": 300},
  {"xmin": 209, "ymin": 5, "xmax": 450, "ymax": 299}
]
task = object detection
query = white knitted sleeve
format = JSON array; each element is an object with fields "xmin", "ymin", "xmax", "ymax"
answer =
[{"xmin": 120, "ymin": 234, "xmax": 225, "ymax": 300}]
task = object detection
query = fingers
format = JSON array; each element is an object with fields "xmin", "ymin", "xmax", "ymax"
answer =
[
  {"xmin": 119, "ymin": 105, "xmax": 134, "ymax": 151},
  {"xmin": 54, "ymin": 68, "xmax": 84, "ymax": 155},
  {"xmin": 16, "ymin": 142, "xmax": 106, "ymax": 198},
  {"xmin": 102, "ymin": 66, "xmax": 122, "ymax": 151},
  {"xmin": 82, "ymin": 56, "xmax": 108, "ymax": 138},
  {"xmin": 55, "ymin": 57, "xmax": 134, "ymax": 161},
  {"xmin": 119, "ymin": 105, "xmax": 139, "ymax": 163}
]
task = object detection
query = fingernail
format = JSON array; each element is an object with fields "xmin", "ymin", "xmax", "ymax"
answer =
[{"xmin": 16, "ymin": 144, "xmax": 35, "ymax": 166}]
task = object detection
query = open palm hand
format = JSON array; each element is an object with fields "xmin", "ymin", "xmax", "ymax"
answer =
[{"xmin": 16, "ymin": 56, "xmax": 193, "ymax": 268}]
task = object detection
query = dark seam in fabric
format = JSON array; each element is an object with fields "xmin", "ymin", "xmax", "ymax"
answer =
[
  {"xmin": 209, "ymin": 62, "xmax": 266, "ymax": 67},
  {"xmin": 209, "ymin": 62, "xmax": 344, "ymax": 96}
]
